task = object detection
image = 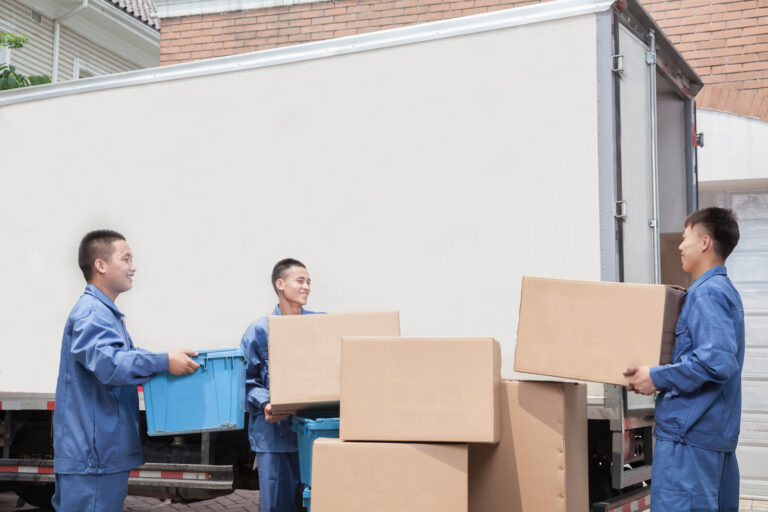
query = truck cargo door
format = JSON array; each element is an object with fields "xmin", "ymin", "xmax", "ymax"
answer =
[{"xmin": 617, "ymin": 24, "xmax": 655, "ymax": 286}]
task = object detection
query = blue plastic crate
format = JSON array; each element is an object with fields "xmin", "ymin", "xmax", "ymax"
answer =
[
  {"xmin": 292, "ymin": 413, "xmax": 340, "ymax": 487},
  {"xmin": 302, "ymin": 486, "xmax": 311, "ymax": 511},
  {"xmin": 144, "ymin": 348, "xmax": 247, "ymax": 436}
]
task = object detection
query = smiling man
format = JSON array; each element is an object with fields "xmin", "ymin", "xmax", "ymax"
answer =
[
  {"xmin": 625, "ymin": 208, "xmax": 744, "ymax": 512},
  {"xmin": 53, "ymin": 230, "xmax": 200, "ymax": 511},
  {"xmin": 241, "ymin": 258, "xmax": 321, "ymax": 512}
]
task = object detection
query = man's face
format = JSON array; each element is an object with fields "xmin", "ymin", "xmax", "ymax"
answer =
[
  {"xmin": 98, "ymin": 240, "xmax": 136, "ymax": 294},
  {"xmin": 679, "ymin": 224, "xmax": 708, "ymax": 273},
  {"xmin": 277, "ymin": 266, "xmax": 311, "ymax": 306}
]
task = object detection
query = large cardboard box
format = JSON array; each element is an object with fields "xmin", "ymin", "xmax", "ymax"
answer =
[
  {"xmin": 311, "ymin": 438, "xmax": 468, "ymax": 512},
  {"xmin": 469, "ymin": 380, "xmax": 588, "ymax": 512},
  {"xmin": 340, "ymin": 337, "xmax": 500, "ymax": 443},
  {"xmin": 514, "ymin": 276, "xmax": 684, "ymax": 385},
  {"xmin": 268, "ymin": 311, "xmax": 400, "ymax": 413}
]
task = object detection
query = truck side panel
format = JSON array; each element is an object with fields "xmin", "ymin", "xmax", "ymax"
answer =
[{"xmin": 0, "ymin": 13, "xmax": 603, "ymax": 393}]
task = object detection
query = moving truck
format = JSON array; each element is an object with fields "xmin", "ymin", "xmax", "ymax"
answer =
[{"xmin": 0, "ymin": 0, "xmax": 702, "ymax": 508}]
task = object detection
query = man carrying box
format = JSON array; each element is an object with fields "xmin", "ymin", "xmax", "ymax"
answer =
[
  {"xmin": 53, "ymin": 230, "xmax": 200, "ymax": 511},
  {"xmin": 625, "ymin": 208, "xmax": 744, "ymax": 512},
  {"xmin": 241, "ymin": 258, "xmax": 321, "ymax": 512}
]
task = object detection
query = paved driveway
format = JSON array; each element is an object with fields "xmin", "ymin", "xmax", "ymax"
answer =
[{"xmin": 0, "ymin": 491, "xmax": 260, "ymax": 511}]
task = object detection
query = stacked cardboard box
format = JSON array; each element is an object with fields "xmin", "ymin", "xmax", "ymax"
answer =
[
  {"xmin": 311, "ymin": 439, "xmax": 468, "ymax": 512},
  {"xmin": 340, "ymin": 337, "xmax": 501, "ymax": 443},
  {"xmin": 267, "ymin": 311, "xmax": 401, "ymax": 414},
  {"xmin": 469, "ymin": 381, "xmax": 588, "ymax": 512}
]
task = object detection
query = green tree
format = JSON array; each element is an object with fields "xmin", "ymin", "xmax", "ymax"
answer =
[{"xmin": 0, "ymin": 31, "xmax": 51, "ymax": 90}]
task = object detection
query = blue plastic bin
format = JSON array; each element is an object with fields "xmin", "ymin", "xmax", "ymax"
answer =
[
  {"xmin": 302, "ymin": 486, "xmax": 311, "ymax": 511},
  {"xmin": 143, "ymin": 348, "xmax": 247, "ymax": 436},
  {"xmin": 292, "ymin": 413, "xmax": 340, "ymax": 487}
]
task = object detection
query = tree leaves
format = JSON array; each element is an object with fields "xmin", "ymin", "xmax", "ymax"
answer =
[
  {"xmin": 0, "ymin": 33, "xmax": 52, "ymax": 90},
  {"xmin": 0, "ymin": 32, "xmax": 29, "ymax": 50}
]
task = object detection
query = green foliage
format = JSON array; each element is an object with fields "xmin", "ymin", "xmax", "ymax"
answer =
[
  {"xmin": 0, "ymin": 32, "xmax": 29, "ymax": 49},
  {"xmin": 0, "ymin": 32, "xmax": 52, "ymax": 90},
  {"xmin": 0, "ymin": 63, "xmax": 51, "ymax": 90}
]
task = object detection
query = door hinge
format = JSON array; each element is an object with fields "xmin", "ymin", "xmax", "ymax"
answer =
[
  {"xmin": 612, "ymin": 54, "xmax": 624, "ymax": 76},
  {"xmin": 615, "ymin": 200, "xmax": 627, "ymax": 220}
]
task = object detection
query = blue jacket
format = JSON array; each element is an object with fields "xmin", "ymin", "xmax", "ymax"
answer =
[
  {"xmin": 241, "ymin": 305, "xmax": 322, "ymax": 453},
  {"xmin": 650, "ymin": 266, "xmax": 745, "ymax": 452},
  {"xmin": 54, "ymin": 284, "xmax": 169, "ymax": 474}
]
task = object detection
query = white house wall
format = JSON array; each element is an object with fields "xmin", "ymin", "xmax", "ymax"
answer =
[
  {"xmin": 0, "ymin": 0, "xmax": 143, "ymax": 81},
  {"xmin": 0, "ymin": 0, "xmax": 55, "ymax": 77},
  {"xmin": 697, "ymin": 109, "xmax": 768, "ymax": 184},
  {"xmin": 59, "ymin": 24, "xmax": 143, "ymax": 80}
]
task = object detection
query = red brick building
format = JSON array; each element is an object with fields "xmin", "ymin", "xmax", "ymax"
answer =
[{"xmin": 155, "ymin": 0, "xmax": 768, "ymax": 119}]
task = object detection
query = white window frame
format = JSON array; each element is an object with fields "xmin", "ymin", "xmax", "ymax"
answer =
[
  {"xmin": 0, "ymin": 19, "xmax": 15, "ymax": 66},
  {"xmin": 73, "ymin": 57, "xmax": 106, "ymax": 80}
]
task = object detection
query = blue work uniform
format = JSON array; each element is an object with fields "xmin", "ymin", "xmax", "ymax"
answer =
[
  {"xmin": 649, "ymin": 265, "xmax": 745, "ymax": 512},
  {"xmin": 53, "ymin": 284, "xmax": 169, "ymax": 511},
  {"xmin": 241, "ymin": 305, "xmax": 322, "ymax": 512}
]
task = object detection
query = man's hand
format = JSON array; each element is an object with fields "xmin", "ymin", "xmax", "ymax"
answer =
[
  {"xmin": 263, "ymin": 403, "xmax": 292, "ymax": 424},
  {"xmin": 168, "ymin": 350, "xmax": 200, "ymax": 375},
  {"xmin": 624, "ymin": 366, "xmax": 657, "ymax": 395}
]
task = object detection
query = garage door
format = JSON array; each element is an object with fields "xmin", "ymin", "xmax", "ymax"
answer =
[{"xmin": 701, "ymin": 186, "xmax": 768, "ymax": 499}]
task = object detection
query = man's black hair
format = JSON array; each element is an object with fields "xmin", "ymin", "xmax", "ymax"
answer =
[
  {"xmin": 78, "ymin": 230, "xmax": 126, "ymax": 281},
  {"xmin": 684, "ymin": 207, "xmax": 740, "ymax": 260},
  {"xmin": 271, "ymin": 258, "xmax": 306, "ymax": 295}
]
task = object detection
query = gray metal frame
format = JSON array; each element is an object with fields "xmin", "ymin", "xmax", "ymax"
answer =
[
  {"xmin": 0, "ymin": 459, "xmax": 233, "ymax": 490},
  {"xmin": 597, "ymin": 9, "xmax": 619, "ymax": 284}
]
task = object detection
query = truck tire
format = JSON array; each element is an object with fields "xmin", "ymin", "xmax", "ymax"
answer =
[{"xmin": 14, "ymin": 483, "xmax": 54, "ymax": 510}]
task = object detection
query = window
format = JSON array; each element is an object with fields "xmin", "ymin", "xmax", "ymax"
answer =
[{"xmin": 73, "ymin": 58, "xmax": 105, "ymax": 79}]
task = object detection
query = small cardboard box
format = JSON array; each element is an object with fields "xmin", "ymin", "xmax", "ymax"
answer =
[
  {"xmin": 514, "ymin": 276, "xmax": 684, "ymax": 385},
  {"xmin": 469, "ymin": 380, "xmax": 588, "ymax": 512},
  {"xmin": 268, "ymin": 311, "xmax": 400, "ymax": 413},
  {"xmin": 340, "ymin": 337, "xmax": 500, "ymax": 443},
  {"xmin": 311, "ymin": 438, "xmax": 468, "ymax": 512}
]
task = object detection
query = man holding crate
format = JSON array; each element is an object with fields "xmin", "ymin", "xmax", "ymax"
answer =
[
  {"xmin": 241, "ymin": 258, "xmax": 321, "ymax": 512},
  {"xmin": 53, "ymin": 230, "xmax": 200, "ymax": 511}
]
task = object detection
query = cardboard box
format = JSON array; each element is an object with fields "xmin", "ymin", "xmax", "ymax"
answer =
[
  {"xmin": 661, "ymin": 232, "xmax": 693, "ymax": 289},
  {"xmin": 514, "ymin": 276, "xmax": 684, "ymax": 385},
  {"xmin": 311, "ymin": 438, "xmax": 468, "ymax": 512},
  {"xmin": 469, "ymin": 380, "xmax": 588, "ymax": 512},
  {"xmin": 268, "ymin": 311, "xmax": 400, "ymax": 413},
  {"xmin": 340, "ymin": 337, "xmax": 500, "ymax": 443}
]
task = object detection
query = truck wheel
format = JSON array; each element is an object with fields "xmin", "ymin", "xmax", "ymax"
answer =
[{"xmin": 14, "ymin": 483, "xmax": 54, "ymax": 510}]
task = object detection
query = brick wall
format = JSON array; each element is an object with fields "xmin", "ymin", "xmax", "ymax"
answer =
[
  {"xmin": 159, "ymin": 0, "xmax": 540, "ymax": 64},
  {"xmin": 643, "ymin": 0, "xmax": 768, "ymax": 118},
  {"xmin": 159, "ymin": 0, "xmax": 768, "ymax": 119}
]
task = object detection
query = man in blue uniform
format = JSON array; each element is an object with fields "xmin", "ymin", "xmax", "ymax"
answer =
[
  {"xmin": 241, "ymin": 258, "xmax": 321, "ymax": 512},
  {"xmin": 625, "ymin": 207, "xmax": 744, "ymax": 512},
  {"xmin": 53, "ymin": 230, "xmax": 200, "ymax": 511}
]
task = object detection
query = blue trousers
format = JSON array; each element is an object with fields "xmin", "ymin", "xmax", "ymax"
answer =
[
  {"xmin": 52, "ymin": 471, "xmax": 129, "ymax": 512},
  {"xmin": 255, "ymin": 452, "xmax": 300, "ymax": 512},
  {"xmin": 651, "ymin": 440, "xmax": 739, "ymax": 512}
]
